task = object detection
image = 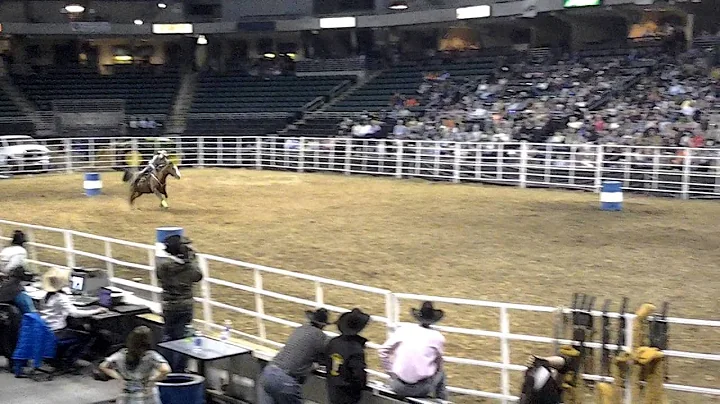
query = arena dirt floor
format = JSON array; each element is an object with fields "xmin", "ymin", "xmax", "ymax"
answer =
[{"xmin": 0, "ymin": 169, "xmax": 718, "ymax": 403}]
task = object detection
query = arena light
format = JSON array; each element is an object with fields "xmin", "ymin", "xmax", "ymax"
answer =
[
  {"xmin": 64, "ymin": 4, "xmax": 86, "ymax": 13},
  {"xmin": 319, "ymin": 17, "xmax": 356, "ymax": 29},
  {"xmin": 388, "ymin": 1, "xmax": 409, "ymax": 10},
  {"xmin": 263, "ymin": 53, "xmax": 276, "ymax": 59},
  {"xmin": 456, "ymin": 5, "xmax": 491, "ymax": 20},
  {"xmin": 157, "ymin": 2, "xmax": 167, "ymax": 8},
  {"xmin": 134, "ymin": 19, "xmax": 143, "ymax": 25},
  {"xmin": 152, "ymin": 23, "xmax": 193, "ymax": 34},
  {"xmin": 196, "ymin": 35, "xmax": 208, "ymax": 45}
]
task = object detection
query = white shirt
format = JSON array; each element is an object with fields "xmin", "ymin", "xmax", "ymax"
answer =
[
  {"xmin": 40, "ymin": 292, "xmax": 104, "ymax": 331},
  {"xmin": 0, "ymin": 245, "xmax": 27, "ymax": 274},
  {"xmin": 378, "ymin": 324, "xmax": 445, "ymax": 383}
]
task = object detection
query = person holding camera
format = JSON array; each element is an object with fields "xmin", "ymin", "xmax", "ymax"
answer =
[{"xmin": 157, "ymin": 235, "xmax": 202, "ymax": 372}]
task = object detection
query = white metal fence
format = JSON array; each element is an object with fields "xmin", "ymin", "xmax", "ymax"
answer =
[
  {"xmin": 3, "ymin": 136, "xmax": 720, "ymax": 199},
  {"xmin": 0, "ymin": 219, "xmax": 718, "ymax": 403}
]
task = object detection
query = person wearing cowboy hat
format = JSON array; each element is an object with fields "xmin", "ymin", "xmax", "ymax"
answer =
[
  {"xmin": 379, "ymin": 301, "xmax": 447, "ymax": 400},
  {"xmin": 156, "ymin": 234, "xmax": 202, "ymax": 373},
  {"xmin": 257, "ymin": 308, "xmax": 331, "ymax": 404},
  {"xmin": 325, "ymin": 308, "xmax": 371, "ymax": 404}
]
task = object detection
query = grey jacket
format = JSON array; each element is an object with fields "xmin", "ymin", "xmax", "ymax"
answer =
[{"xmin": 156, "ymin": 257, "xmax": 202, "ymax": 312}]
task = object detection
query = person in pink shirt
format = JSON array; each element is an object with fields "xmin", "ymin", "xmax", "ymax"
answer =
[{"xmin": 378, "ymin": 301, "xmax": 447, "ymax": 400}]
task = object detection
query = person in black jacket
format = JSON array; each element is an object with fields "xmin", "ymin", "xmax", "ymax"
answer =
[
  {"xmin": 325, "ymin": 308, "xmax": 370, "ymax": 404},
  {"xmin": 157, "ymin": 235, "xmax": 202, "ymax": 372}
]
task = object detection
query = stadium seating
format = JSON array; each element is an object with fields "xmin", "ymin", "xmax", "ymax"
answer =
[
  {"xmin": 0, "ymin": 88, "xmax": 23, "ymax": 118},
  {"xmin": 12, "ymin": 66, "xmax": 180, "ymax": 116},
  {"xmin": 326, "ymin": 56, "xmax": 498, "ymax": 113},
  {"xmin": 190, "ymin": 72, "xmax": 352, "ymax": 114},
  {"xmin": 184, "ymin": 116, "xmax": 290, "ymax": 136}
]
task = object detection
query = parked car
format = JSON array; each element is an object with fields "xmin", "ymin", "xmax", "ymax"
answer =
[{"xmin": 0, "ymin": 135, "xmax": 51, "ymax": 172}]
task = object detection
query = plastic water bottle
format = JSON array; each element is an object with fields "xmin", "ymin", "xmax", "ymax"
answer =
[
  {"xmin": 193, "ymin": 330, "xmax": 203, "ymax": 353},
  {"xmin": 184, "ymin": 325, "xmax": 194, "ymax": 345},
  {"xmin": 220, "ymin": 319, "xmax": 232, "ymax": 343}
]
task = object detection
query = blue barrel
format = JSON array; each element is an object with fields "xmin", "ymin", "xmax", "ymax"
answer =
[
  {"xmin": 156, "ymin": 227, "xmax": 184, "ymax": 257},
  {"xmin": 83, "ymin": 173, "xmax": 102, "ymax": 196},
  {"xmin": 600, "ymin": 181, "xmax": 623, "ymax": 211},
  {"xmin": 157, "ymin": 373, "xmax": 205, "ymax": 404}
]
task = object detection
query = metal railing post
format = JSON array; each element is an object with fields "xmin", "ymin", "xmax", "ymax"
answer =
[
  {"xmin": 254, "ymin": 268, "xmax": 267, "ymax": 340},
  {"xmin": 594, "ymin": 145, "xmax": 604, "ymax": 192},
  {"xmin": 385, "ymin": 292, "xmax": 396, "ymax": 338},
  {"xmin": 104, "ymin": 240, "xmax": 114, "ymax": 281},
  {"xmin": 453, "ymin": 142, "xmax": 461, "ymax": 183},
  {"xmin": 255, "ymin": 137, "xmax": 262, "ymax": 170},
  {"xmin": 681, "ymin": 148, "xmax": 691, "ymax": 199},
  {"xmin": 344, "ymin": 140, "xmax": 351, "ymax": 175},
  {"xmin": 198, "ymin": 137, "xmax": 205, "ymax": 168},
  {"xmin": 64, "ymin": 230, "xmax": 75, "ymax": 268},
  {"xmin": 519, "ymin": 141, "xmax": 528, "ymax": 188},
  {"xmin": 148, "ymin": 249, "xmax": 159, "ymax": 303},
  {"xmin": 198, "ymin": 255, "xmax": 213, "ymax": 333},
  {"xmin": 26, "ymin": 229, "xmax": 38, "ymax": 271},
  {"xmin": 499, "ymin": 306, "xmax": 510, "ymax": 404},
  {"xmin": 314, "ymin": 281, "xmax": 324, "ymax": 308},
  {"xmin": 299, "ymin": 138, "xmax": 305, "ymax": 173},
  {"xmin": 395, "ymin": 140, "xmax": 403, "ymax": 178},
  {"xmin": 64, "ymin": 138, "xmax": 73, "ymax": 173}
]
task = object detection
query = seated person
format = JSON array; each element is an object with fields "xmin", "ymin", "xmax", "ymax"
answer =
[
  {"xmin": 100, "ymin": 326, "xmax": 171, "ymax": 404},
  {"xmin": 379, "ymin": 301, "xmax": 447, "ymax": 400},
  {"xmin": 0, "ymin": 230, "xmax": 35, "ymax": 313},
  {"xmin": 39, "ymin": 267, "xmax": 108, "ymax": 364}
]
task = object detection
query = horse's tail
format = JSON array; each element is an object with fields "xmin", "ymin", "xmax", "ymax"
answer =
[{"xmin": 122, "ymin": 168, "xmax": 135, "ymax": 183}]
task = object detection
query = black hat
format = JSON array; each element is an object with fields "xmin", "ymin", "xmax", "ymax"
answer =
[
  {"xmin": 411, "ymin": 301, "xmax": 444, "ymax": 325},
  {"xmin": 336, "ymin": 308, "xmax": 370, "ymax": 336},
  {"xmin": 10, "ymin": 230, "xmax": 26, "ymax": 247},
  {"xmin": 163, "ymin": 235, "xmax": 183, "ymax": 257},
  {"xmin": 305, "ymin": 308, "xmax": 330, "ymax": 326}
]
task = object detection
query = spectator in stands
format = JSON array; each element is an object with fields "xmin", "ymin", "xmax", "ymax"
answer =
[
  {"xmin": 40, "ymin": 267, "xmax": 108, "ymax": 366},
  {"xmin": 0, "ymin": 230, "xmax": 35, "ymax": 313},
  {"xmin": 157, "ymin": 235, "xmax": 202, "ymax": 373},
  {"xmin": 99, "ymin": 325, "xmax": 171, "ymax": 404},
  {"xmin": 257, "ymin": 308, "xmax": 330, "ymax": 404},
  {"xmin": 325, "ymin": 308, "xmax": 370, "ymax": 404},
  {"xmin": 379, "ymin": 301, "xmax": 447, "ymax": 400}
]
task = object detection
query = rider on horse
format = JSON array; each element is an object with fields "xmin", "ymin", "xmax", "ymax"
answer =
[{"xmin": 133, "ymin": 150, "xmax": 169, "ymax": 187}]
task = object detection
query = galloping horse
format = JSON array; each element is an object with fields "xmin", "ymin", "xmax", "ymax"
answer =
[{"xmin": 122, "ymin": 161, "xmax": 181, "ymax": 209}]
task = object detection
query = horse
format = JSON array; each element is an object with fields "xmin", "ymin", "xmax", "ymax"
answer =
[{"xmin": 122, "ymin": 161, "xmax": 181, "ymax": 209}]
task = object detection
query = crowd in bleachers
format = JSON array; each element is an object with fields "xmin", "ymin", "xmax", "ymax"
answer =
[{"xmin": 371, "ymin": 45, "xmax": 720, "ymax": 153}]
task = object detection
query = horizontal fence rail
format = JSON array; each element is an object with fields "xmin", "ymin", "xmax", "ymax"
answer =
[
  {"xmin": 0, "ymin": 219, "xmax": 718, "ymax": 403},
  {"xmin": 2, "ymin": 136, "xmax": 720, "ymax": 199}
]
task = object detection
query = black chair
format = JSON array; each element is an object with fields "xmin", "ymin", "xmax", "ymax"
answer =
[{"xmin": 0, "ymin": 303, "xmax": 22, "ymax": 369}]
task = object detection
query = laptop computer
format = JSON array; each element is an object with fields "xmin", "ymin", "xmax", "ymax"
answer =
[{"xmin": 69, "ymin": 274, "xmax": 99, "ymax": 307}]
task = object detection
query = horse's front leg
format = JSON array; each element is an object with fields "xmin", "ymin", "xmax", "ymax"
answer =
[{"xmin": 153, "ymin": 189, "xmax": 168, "ymax": 209}]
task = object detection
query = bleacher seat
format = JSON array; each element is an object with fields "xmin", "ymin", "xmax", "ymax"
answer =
[
  {"xmin": 327, "ymin": 56, "xmax": 497, "ymax": 113},
  {"xmin": 190, "ymin": 72, "xmax": 352, "ymax": 114},
  {"xmin": 12, "ymin": 66, "xmax": 180, "ymax": 116}
]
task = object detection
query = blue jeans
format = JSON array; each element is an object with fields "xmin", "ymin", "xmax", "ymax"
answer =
[
  {"xmin": 390, "ymin": 371, "xmax": 447, "ymax": 400},
  {"xmin": 13, "ymin": 292, "xmax": 35, "ymax": 314},
  {"xmin": 162, "ymin": 308, "xmax": 194, "ymax": 373},
  {"xmin": 256, "ymin": 364, "xmax": 302, "ymax": 404}
]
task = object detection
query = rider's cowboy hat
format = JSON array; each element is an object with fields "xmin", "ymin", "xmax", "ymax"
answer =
[
  {"xmin": 305, "ymin": 308, "xmax": 330, "ymax": 327},
  {"xmin": 411, "ymin": 301, "xmax": 444, "ymax": 325},
  {"xmin": 42, "ymin": 267, "xmax": 71, "ymax": 293},
  {"xmin": 335, "ymin": 308, "xmax": 370, "ymax": 336}
]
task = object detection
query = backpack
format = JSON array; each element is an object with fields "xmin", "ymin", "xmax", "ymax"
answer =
[{"xmin": 518, "ymin": 364, "xmax": 563, "ymax": 404}]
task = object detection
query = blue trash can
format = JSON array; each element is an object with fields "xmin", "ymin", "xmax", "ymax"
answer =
[{"xmin": 157, "ymin": 373, "xmax": 205, "ymax": 404}]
